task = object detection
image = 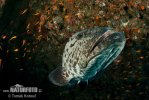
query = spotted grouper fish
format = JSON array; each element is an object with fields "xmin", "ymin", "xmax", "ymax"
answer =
[{"xmin": 49, "ymin": 27, "xmax": 126, "ymax": 86}]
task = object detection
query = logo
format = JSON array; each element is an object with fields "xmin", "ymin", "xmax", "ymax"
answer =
[{"xmin": 2, "ymin": 84, "xmax": 42, "ymax": 98}]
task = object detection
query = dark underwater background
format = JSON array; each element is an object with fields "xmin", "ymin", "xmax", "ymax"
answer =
[{"xmin": 0, "ymin": 0, "xmax": 149, "ymax": 100}]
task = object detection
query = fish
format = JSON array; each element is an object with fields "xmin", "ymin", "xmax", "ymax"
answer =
[{"xmin": 48, "ymin": 27, "xmax": 126, "ymax": 86}]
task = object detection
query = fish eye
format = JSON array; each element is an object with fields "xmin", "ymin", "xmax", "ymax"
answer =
[{"xmin": 77, "ymin": 34, "xmax": 83, "ymax": 39}]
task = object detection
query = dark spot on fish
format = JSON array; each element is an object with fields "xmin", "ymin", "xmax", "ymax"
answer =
[
  {"xmin": 70, "ymin": 43, "xmax": 75, "ymax": 47},
  {"xmin": 73, "ymin": 61, "xmax": 77, "ymax": 67},
  {"xmin": 79, "ymin": 42, "xmax": 81, "ymax": 45},
  {"xmin": 78, "ymin": 52, "xmax": 80, "ymax": 56},
  {"xmin": 82, "ymin": 50, "xmax": 86, "ymax": 55},
  {"xmin": 64, "ymin": 63, "xmax": 66, "ymax": 67},
  {"xmin": 66, "ymin": 48, "xmax": 68, "ymax": 52},
  {"xmin": 73, "ymin": 57, "xmax": 79, "ymax": 67},
  {"xmin": 66, "ymin": 57, "xmax": 69, "ymax": 62},
  {"xmin": 72, "ymin": 52, "xmax": 74, "ymax": 57},
  {"xmin": 71, "ymin": 47, "xmax": 77, "ymax": 58},
  {"xmin": 70, "ymin": 40, "xmax": 77, "ymax": 47},
  {"xmin": 76, "ymin": 47, "xmax": 78, "ymax": 51},
  {"xmin": 68, "ymin": 70, "xmax": 70, "ymax": 74},
  {"xmin": 70, "ymin": 59, "xmax": 72, "ymax": 63},
  {"xmin": 65, "ymin": 72, "xmax": 69, "ymax": 77},
  {"xmin": 82, "ymin": 41, "xmax": 85, "ymax": 44}
]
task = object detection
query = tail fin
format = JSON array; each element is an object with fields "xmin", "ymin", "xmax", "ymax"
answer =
[{"xmin": 48, "ymin": 67, "xmax": 70, "ymax": 86}]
